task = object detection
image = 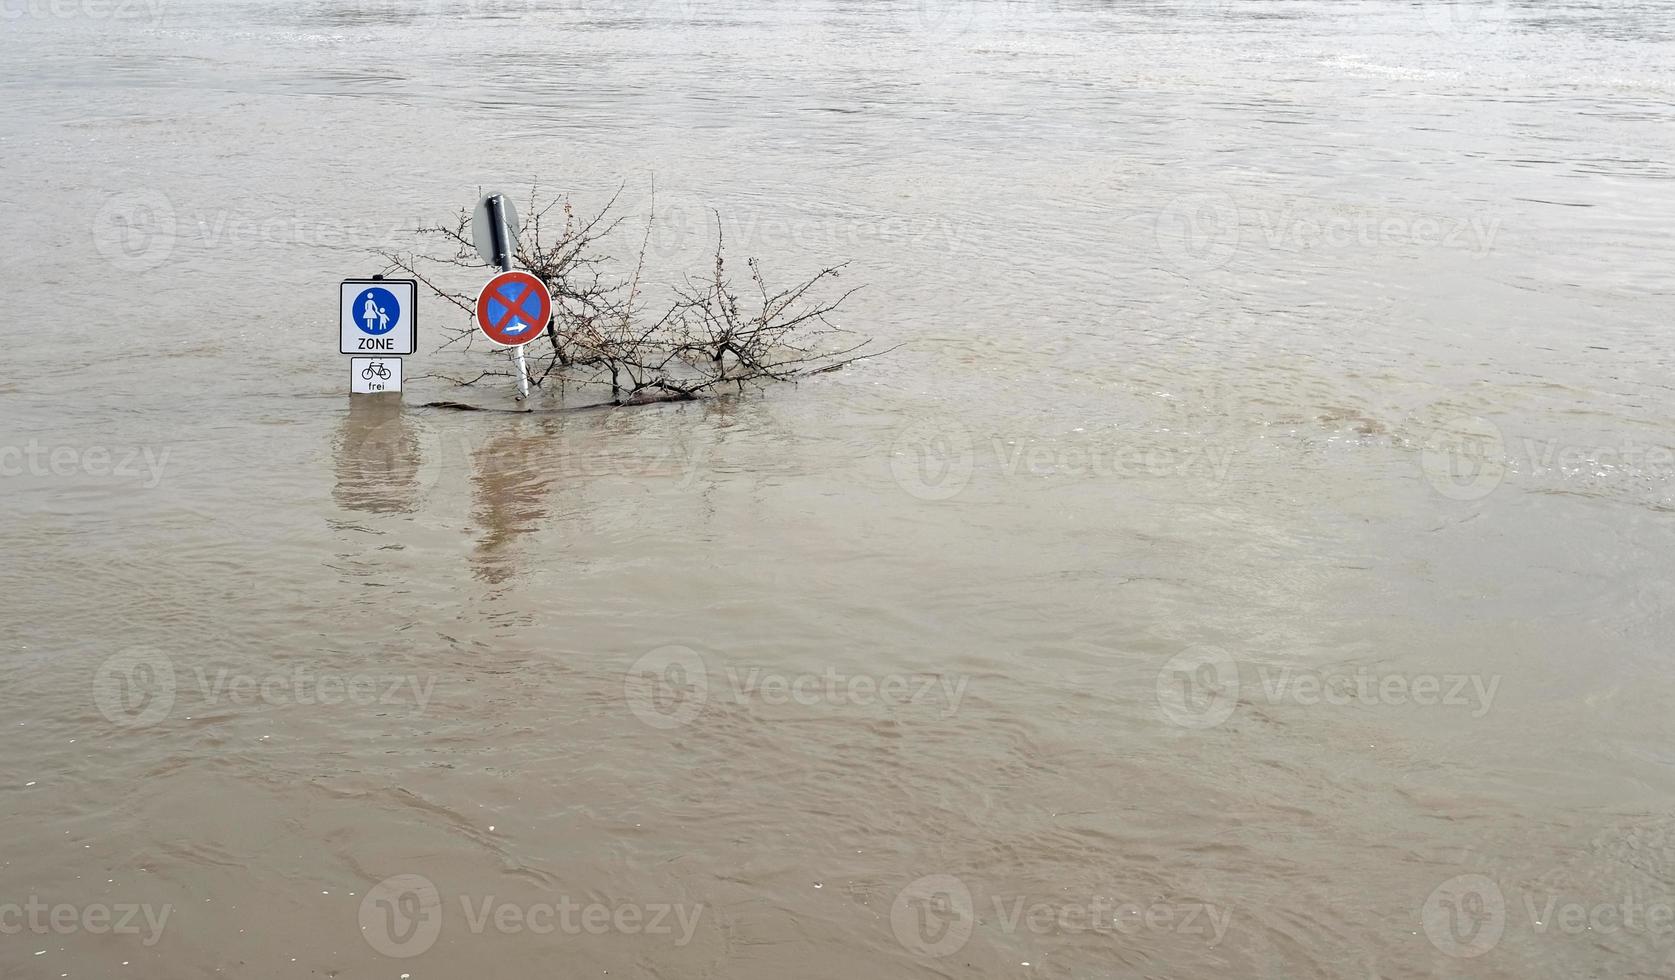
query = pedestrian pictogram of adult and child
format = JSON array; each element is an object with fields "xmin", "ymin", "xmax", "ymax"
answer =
[{"xmin": 357, "ymin": 287, "xmax": 400, "ymax": 335}]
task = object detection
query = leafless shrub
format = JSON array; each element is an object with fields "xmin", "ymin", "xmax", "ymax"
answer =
[{"xmin": 381, "ymin": 186, "xmax": 887, "ymax": 406}]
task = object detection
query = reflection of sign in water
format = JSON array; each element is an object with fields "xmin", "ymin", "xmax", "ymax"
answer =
[
  {"xmin": 333, "ymin": 395, "xmax": 420, "ymax": 514},
  {"xmin": 339, "ymin": 279, "xmax": 417, "ymax": 354},
  {"xmin": 469, "ymin": 421, "xmax": 560, "ymax": 584},
  {"xmin": 351, "ymin": 357, "xmax": 402, "ymax": 395},
  {"xmin": 475, "ymin": 270, "xmax": 551, "ymax": 347}
]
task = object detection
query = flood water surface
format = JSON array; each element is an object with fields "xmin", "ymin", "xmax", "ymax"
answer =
[{"xmin": 2, "ymin": 0, "xmax": 1675, "ymax": 977}]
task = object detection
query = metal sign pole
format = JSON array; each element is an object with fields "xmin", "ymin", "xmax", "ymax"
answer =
[{"xmin": 487, "ymin": 194, "xmax": 530, "ymax": 402}]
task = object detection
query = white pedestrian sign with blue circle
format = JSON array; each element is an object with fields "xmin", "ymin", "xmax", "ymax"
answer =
[{"xmin": 339, "ymin": 279, "xmax": 416, "ymax": 355}]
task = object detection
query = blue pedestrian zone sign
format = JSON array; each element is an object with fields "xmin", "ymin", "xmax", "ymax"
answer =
[{"xmin": 339, "ymin": 279, "xmax": 416, "ymax": 355}]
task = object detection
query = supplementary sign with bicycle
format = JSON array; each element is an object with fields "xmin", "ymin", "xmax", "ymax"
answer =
[{"xmin": 350, "ymin": 357, "xmax": 401, "ymax": 394}]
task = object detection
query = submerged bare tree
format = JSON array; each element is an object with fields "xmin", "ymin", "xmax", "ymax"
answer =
[{"xmin": 382, "ymin": 188, "xmax": 886, "ymax": 405}]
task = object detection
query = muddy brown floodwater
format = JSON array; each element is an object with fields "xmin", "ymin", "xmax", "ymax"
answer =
[{"xmin": 3, "ymin": 0, "xmax": 1675, "ymax": 977}]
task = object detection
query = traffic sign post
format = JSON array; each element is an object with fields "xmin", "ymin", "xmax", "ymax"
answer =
[
  {"xmin": 471, "ymin": 193, "xmax": 540, "ymax": 401},
  {"xmin": 340, "ymin": 279, "xmax": 417, "ymax": 356}
]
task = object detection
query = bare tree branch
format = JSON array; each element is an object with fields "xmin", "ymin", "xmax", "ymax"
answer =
[{"xmin": 381, "ymin": 187, "xmax": 883, "ymax": 406}]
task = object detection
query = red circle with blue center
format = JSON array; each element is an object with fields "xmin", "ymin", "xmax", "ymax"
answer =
[{"xmin": 475, "ymin": 271, "xmax": 552, "ymax": 346}]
